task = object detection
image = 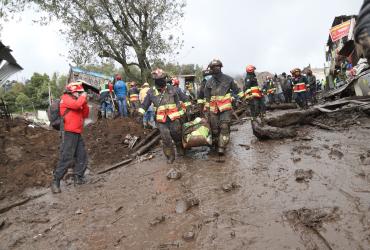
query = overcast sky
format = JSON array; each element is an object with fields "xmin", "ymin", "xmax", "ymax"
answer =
[{"xmin": 1, "ymin": 0, "xmax": 363, "ymax": 81}]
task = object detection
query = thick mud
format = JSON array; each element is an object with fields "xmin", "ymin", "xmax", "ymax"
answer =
[{"xmin": 1, "ymin": 115, "xmax": 370, "ymax": 249}]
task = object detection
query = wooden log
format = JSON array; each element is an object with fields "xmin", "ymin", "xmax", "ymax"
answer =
[
  {"xmin": 251, "ymin": 120, "xmax": 297, "ymax": 140},
  {"xmin": 0, "ymin": 193, "xmax": 46, "ymax": 214},
  {"xmin": 132, "ymin": 128, "xmax": 159, "ymax": 150},
  {"xmin": 265, "ymin": 109, "xmax": 321, "ymax": 127},
  {"xmin": 97, "ymin": 158, "xmax": 134, "ymax": 174},
  {"xmin": 265, "ymin": 103, "xmax": 298, "ymax": 110},
  {"xmin": 309, "ymin": 121, "xmax": 337, "ymax": 131},
  {"xmin": 133, "ymin": 134, "xmax": 161, "ymax": 156}
]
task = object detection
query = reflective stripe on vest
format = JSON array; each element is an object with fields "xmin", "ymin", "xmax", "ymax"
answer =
[
  {"xmin": 156, "ymin": 104, "xmax": 181, "ymax": 123},
  {"xmin": 293, "ymin": 83, "xmax": 306, "ymax": 93},
  {"xmin": 245, "ymin": 87, "xmax": 262, "ymax": 98},
  {"xmin": 197, "ymin": 99, "xmax": 205, "ymax": 104},
  {"xmin": 237, "ymin": 91, "xmax": 244, "ymax": 98},
  {"xmin": 267, "ymin": 88, "xmax": 276, "ymax": 94},
  {"xmin": 209, "ymin": 93, "xmax": 232, "ymax": 113},
  {"xmin": 130, "ymin": 94, "xmax": 139, "ymax": 102}
]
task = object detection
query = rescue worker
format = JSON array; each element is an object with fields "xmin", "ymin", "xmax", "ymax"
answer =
[
  {"xmin": 114, "ymin": 74, "xmax": 128, "ymax": 117},
  {"xmin": 355, "ymin": 0, "xmax": 370, "ymax": 63},
  {"xmin": 266, "ymin": 76, "xmax": 276, "ymax": 104},
  {"xmin": 128, "ymin": 81, "xmax": 140, "ymax": 118},
  {"xmin": 139, "ymin": 82, "xmax": 155, "ymax": 128},
  {"xmin": 99, "ymin": 80, "xmax": 114, "ymax": 119},
  {"xmin": 204, "ymin": 59, "xmax": 244, "ymax": 156},
  {"xmin": 51, "ymin": 82, "xmax": 89, "ymax": 193},
  {"xmin": 243, "ymin": 65, "xmax": 265, "ymax": 120},
  {"xmin": 306, "ymin": 69, "xmax": 317, "ymax": 104},
  {"xmin": 138, "ymin": 69, "xmax": 189, "ymax": 164},
  {"xmin": 197, "ymin": 68, "xmax": 212, "ymax": 117},
  {"xmin": 291, "ymin": 68, "xmax": 308, "ymax": 109},
  {"xmin": 281, "ymin": 72, "xmax": 293, "ymax": 103},
  {"xmin": 172, "ymin": 77, "xmax": 191, "ymax": 122}
]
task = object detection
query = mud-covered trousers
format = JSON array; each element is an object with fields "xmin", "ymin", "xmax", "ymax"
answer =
[
  {"xmin": 249, "ymin": 98, "xmax": 265, "ymax": 118},
  {"xmin": 295, "ymin": 91, "xmax": 308, "ymax": 108},
  {"xmin": 209, "ymin": 110, "xmax": 231, "ymax": 150},
  {"xmin": 130, "ymin": 101, "xmax": 140, "ymax": 117},
  {"xmin": 156, "ymin": 118, "xmax": 182, "ymax": 159},
  {"xmin": 53, "ymin": 131, "xmax": 87, "ymax": 181}
]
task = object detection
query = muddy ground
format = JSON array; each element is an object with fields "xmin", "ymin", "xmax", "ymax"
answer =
[
  {"xmin": 0, "ymin": 110, "xmax": 370, "ymax": 249},
  {"xmin": 0, "ymin": 118, "xmax": 148, "ymax": 199}
]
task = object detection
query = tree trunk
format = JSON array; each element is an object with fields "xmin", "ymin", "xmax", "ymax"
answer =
[{"xmin": 251, "ymin": 120, "xmax": 297, "ymax": 140}]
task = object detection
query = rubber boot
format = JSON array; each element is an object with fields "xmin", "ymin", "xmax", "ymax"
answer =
[
  {"xmin": 51, "ymin": 179, "xmax": 61, "ymax": 193},
  {"xmin": 74, "ymin": 175, "xmax": 86, "ymax": 186},
  {"xmin": 176, "ymin": 143, "xmax": 185, "ymax": 156},
  {"xmin": 217, "ymin": 147, "xmax": 225, "ymax": 156},
  {"xmin": 164, "ymin": 147, "xmax": 175, "ymax": 164}
]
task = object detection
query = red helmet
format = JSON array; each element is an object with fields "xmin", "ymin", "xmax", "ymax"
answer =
[
  {"xmin": 116, "ymin": 74, "xmax": 122, "ymax": 80},
  {"xmin": 246, "ymin": 65, "xmax": 256, "ymax": 73},
  {"xmin": 66, "ymin": 82, "xmax": 84, "ymax": 93},
  {"xmin": 172, "ymin": 78, "xmax": 180, "ymax": 86}
]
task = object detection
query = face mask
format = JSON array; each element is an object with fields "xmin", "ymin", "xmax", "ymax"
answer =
[
  {"xmin": 211, "ymin": 66, "xmax": 221, "ymax": 75},
  {"xmin": 154, "ymin": 78, "xmax": 166, "ymax": 88},
  {"xmin": 205, "ymin": 75, "xmax": 211, "ymax": 81}
]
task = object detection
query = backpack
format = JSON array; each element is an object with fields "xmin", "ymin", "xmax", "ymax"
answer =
[{"xmin": 47, "ymin": 99, "xmax": 69, "ymax": 130}]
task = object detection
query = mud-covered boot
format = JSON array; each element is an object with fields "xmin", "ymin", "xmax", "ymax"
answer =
[
  {"xmin": 176, "ymin": 143, "xmax": 185, "ymax": 157},
  {"xmin": 164, "ymin": 147, "xmax": 175, "ymax": 164},
  {"xmin": 217, "ymin": 147, "xmax": 225, "ymax": 156},
  {"xmin": 51, "ymin": 179, "xmax": 61, "ymax": 193},
  {"xmin": 74, "ymin": 175, "xmax": 86, "ymax": 186}
]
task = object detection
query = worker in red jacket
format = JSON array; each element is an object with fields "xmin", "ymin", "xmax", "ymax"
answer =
[{"xmin": 51, "ymin": 82, "xmax": 89, "ymax": 193}]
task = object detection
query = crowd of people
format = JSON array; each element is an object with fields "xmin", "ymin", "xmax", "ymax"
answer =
[{"xmin": 50, "ymin": 59, "xmax": 322, "ymax": 193}]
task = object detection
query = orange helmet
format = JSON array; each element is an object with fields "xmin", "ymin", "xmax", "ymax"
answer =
[
  {"xmin": 66, "ymin": 82, "xmax": 84, "ymax": 93},
  {"xmin": 172, "ymin": 78, "xmax": 180, "ymax": 86},
  {"xmin": 246, "ymin": 65, "xmax": 256, "ymax": 73}
]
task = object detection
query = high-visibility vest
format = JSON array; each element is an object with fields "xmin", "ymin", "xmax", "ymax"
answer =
[
  {"xmin": 130, "ymin": 93, "xmax": 139, "ymax": 102},
  {"xmin": 156, "ymin": 104, "xmax": 182, "ymax": 123},
  {"xmin": 245, "ymin": 86, "xmax": 263, "ymax": 99},
  {"xmin": 209, "ymin": 93, "xmax": 233, "ymax": 114},
  {"xmin": 293, "ymin": 83, "xmax": 307, "ymax": 93}
]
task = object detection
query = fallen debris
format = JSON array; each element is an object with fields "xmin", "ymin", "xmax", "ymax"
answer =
[
  {"xmin": 221, "ymin": 182, "xmax": 240, "ymax": 192},
  {"xmin": 166, "ymin": 168, "xmax": 182, "ymax": 180},
  {"xmin": 182, "ymin": 231, "xmax": 195, "ymax": 241},
  {"xmin": 295, "ymin": 169, "xmax": 313, "ymax": 182},
  {"xmin": 175, "ymin": 196, "xmax": 200, "ymax": 214},
  {"xmin": 266, "ymin": 103, "xmax": 298, "ymax": 110},
  {"xmin": 252, "ymin": 120, "xmax": 297, "ymax": 140},
  {"xmin": 149, "ymin": 215, "xmax": 165, "ymax": 226},
  {"xmin": 238, "ymin": 144, "xmax": 251, "ymax": 150},
  {"xmin": 285, "ymin": 207, "xmax": 339, "ymax": 230}
]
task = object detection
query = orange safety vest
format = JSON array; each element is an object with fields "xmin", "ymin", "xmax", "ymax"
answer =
[
  {"xmin": 209, "ymin": 93, "xmax": 232, "ymax": 114},
  {"xmin": 130, "ymin": 94, "xmax": 139, "ymax": 102},
  {"xmin": 293, "ymin": 83, "xmax": 307, "ymax": 93},
  {"xmin": 156, "ymin": 104, "xmax": 182, "ymax": 123},
  {"xmin": 245, "ymin": 86, "xmax": 263, "ymax": 99}
]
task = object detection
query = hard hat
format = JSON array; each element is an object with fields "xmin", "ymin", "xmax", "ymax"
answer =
[
  {"xmin": 246, "ymin": 65, "xmax": 256, "ymax": 73},
  {"xmin": 66, "ymin": 82, "xmax": 84, "ymax": 93},
  {"xmin": 208, "ymin": 59, "xmax": 223, "ymax": 68},
  {"xmin": 172, "ymin": 78, "xmax": 180, "ymax": 86},
  {"xmin": 151, "ymin": 68, "xmax": 167, "ymax": 79},
  {"xmin": 143, "ymin": 82, "xmax": 149, "ymax": 87},
  {"xmin": 291, "ymin": 68, "xmax": 301, "ymax": 74}
]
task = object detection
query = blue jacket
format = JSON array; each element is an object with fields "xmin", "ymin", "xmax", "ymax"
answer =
[{"xmin": 114, "ymin": 80, "xmax": 127, "ymax": 97}]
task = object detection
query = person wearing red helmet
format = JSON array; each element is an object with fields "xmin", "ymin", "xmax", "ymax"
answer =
[
  {"xmin": 243, "ymin": 65, "xmax": 265, "ymax": 121},
  {"xmin": 51, "ymin": 82, "xmax": 89, "ymax": 193}
]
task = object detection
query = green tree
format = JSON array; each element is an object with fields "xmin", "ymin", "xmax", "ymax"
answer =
[
  {"xmin": 15, "ymin": 0, "xmax": 186, "ymax": 83},
  {"xmin": 15, "ymin": 92, "xmax": 30, "ymax": 111}
]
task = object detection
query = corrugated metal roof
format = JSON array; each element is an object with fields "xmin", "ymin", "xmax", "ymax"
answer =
[{"xmin": 0, "ymin": 62, "xmax": 22, "ymax": 86}]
